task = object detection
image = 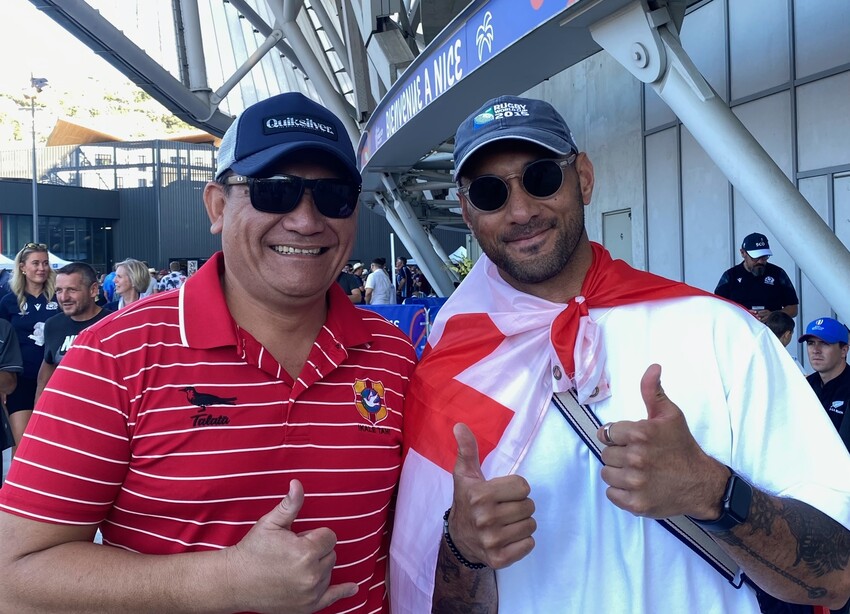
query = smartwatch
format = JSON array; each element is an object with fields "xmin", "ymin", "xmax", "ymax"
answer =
[{"xmin": 689, "ymin": 467, "xmax": 753, "ymax": 533}]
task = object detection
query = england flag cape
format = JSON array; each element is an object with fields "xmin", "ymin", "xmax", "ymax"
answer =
[{"xmin": 390, "ymin": 242, "xmax": 713, "ymax": 613}]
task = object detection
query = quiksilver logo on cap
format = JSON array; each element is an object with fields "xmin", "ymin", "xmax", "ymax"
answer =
[{"xmin": 263, "ymin": 114, "xmax": 338, "ymax": 140}]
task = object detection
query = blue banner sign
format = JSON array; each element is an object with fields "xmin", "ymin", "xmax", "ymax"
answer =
[
  {"xmin": 359, "ymin": 0, "xmax": 584, "ymax": 168},
  {"xmin": 358, "ymin": 304, "xmax": 429, "ymax": 357}
]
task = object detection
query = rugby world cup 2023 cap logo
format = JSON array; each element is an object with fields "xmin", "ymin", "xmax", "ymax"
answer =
[
  {"xmin": 472, "ymin": 102, "xmax": 530, "ymax": 130},
  {"xmin": 354, "ymin": 379, "xmax": 388, "ymax": 425}
]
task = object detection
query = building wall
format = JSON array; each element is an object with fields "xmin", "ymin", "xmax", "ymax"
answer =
[
  {"xmin": 0, "ymin": 179, "xmax": 118, "ymax": 272},
  {"xmin": 647, "ymin": 0, "xmax": 850, "ymax": 368},
  {"xmin": 527, "ymin": 0, "xmax": 850, "ymax": 366},
  {"xmin": 525, "ymin": 51, "xmax": 645, "ymax": 269}
]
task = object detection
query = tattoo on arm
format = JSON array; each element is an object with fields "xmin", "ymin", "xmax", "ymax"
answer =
[
  {"xmin": 432, "ymin": 538, "xmax": 497, "ymax": 614},
  {"xmin": 714, "ymin": 490, "xmax": 850, "ymax": 599}
]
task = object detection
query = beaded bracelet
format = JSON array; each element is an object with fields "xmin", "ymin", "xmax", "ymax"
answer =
[{"xmin": 442, "ymin": 508, "xmax": 487, "ymax": 570}]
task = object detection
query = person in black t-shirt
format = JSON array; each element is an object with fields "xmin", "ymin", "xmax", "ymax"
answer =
[
  {"xmin": 799, "ymin": 317, "xmax": 850, "ymax": 613},
  {"xmin": 395, "ymin": 256, "xmax": 414, "ymax": 304},
  {"xmin": 714, "ymin": 232, "xmax": 798, "ymax": 322},
  {"xmin": 799, "ymin": 317, "xmax": 850, "ymax": 453},
  {"xmin": 0, "ymin": 318, "xmax": 23, "ymax": 484},
  {"xmin": 34, "ymin": 263, "xmax": 111, "ymax": 405},
  {"xmin": 336, "ymin": 263, "xmax": 364, "ymax": 304}
]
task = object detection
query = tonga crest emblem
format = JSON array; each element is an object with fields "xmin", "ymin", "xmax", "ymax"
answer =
[{"xmin": 354, "ymin": 379, "xmax": 388, "ymax": 424}]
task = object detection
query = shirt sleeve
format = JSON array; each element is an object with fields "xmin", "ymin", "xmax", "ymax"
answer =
[
  {"xmin": 0, "ymin": 320, "xmax": 22, "ymax": 372},
  {"xmin": 41, "ymin": 317, "xmax": 58, "ymax": 365},
  {"xmin": 776, "ymin": 268, "xmax": 799, "ymax": 305},
  {"xmin": 0, "ymin": 328, "xmax": 131, "ymax": 524},
  {"xmin": 713, "ymin": 272, "xmax": 731, "ymax": 297},
  {"xmin": 0, "ymin": 293, "xmax": 14, "ymax": 322},
  {"xmin": 726, "ymin": 324, "xmax": 850, "ymax": 528}
]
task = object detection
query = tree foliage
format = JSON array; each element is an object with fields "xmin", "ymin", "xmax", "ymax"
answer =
[{"xmin": 0, "ymin": 80, "xmax": 194, "ymax": 145}]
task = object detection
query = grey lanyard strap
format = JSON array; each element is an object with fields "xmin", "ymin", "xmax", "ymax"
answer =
[{"xmin": 552, "ymin": 389, "xmax": 743, "ymax": 588}]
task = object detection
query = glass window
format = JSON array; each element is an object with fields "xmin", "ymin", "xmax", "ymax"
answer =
[
  {"xmin": 796, "ymin": 72, "xmax": 850, "ymax": 172},
  {"xmin": 729, "ymin": 0, "xmax": 790, "ymax": 100},
  {"xmin": 794, "ymin": 0, "xmax": 850, "ymax": 79}
]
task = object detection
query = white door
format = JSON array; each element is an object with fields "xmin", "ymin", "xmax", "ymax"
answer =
[{"xmin": 603, "ymin": 209, "xmax": 633, "ymax": 265}]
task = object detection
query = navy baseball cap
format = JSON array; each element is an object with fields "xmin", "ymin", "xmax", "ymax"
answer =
[
  {"xmin": 742, "ymin": 233, "xmax": 772, "ymax": 258},
  {"xmin": 799, "ymin": 317, "xmax": 849, "ymax": 345},
  {"xmin": 453, "ymin": 95, "xmax": 579, "ymax": 180},
  {"xmin": 215, "ymin": 92, "xmax": 360, "ymax": 185}
]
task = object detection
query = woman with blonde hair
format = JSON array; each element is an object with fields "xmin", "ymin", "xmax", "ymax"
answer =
[
  {"xmin": 105, "ymin": 258, "xmax": 151, "ymax": 311},
  {"xmin": 0, "ymin": 242, "xmax": 59, "ymax": 453}
]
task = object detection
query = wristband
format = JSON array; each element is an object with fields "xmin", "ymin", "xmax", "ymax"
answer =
[{"xmin": 443, "ymin": 508, "xmax": 487, "ymax": 570}]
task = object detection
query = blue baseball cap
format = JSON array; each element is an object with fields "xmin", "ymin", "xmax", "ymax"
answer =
[
  {"xmin": 799, "ymin": 317, "xmax": 849, "ymax": 345},
  {"xmin": 453, "ymin": 95, "xmax": 579, "ymax": 181},
  {"xmin": 215, "ymin": 92, "xmax": 360, "ymax": 185},
  {"xmin": 742, "ymin": 233, "xmax": 772, "ymax": 259}
]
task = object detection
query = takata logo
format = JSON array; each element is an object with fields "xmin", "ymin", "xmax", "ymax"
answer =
[{"xmin": 476, "ymin": 12, "xmax": 494, "ymax": 61}]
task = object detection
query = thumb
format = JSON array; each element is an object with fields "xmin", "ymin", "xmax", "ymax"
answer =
[
  {"xmin": 267, "ymin": 479, "xmax": 304, "ymax": 531},
  {"xmin": 453, "ymin": 422, "xmax": 485, "ymax": 481},
  {"xmin": 640, "ymin": 364, "xmax": 678, "ymax": 420}
]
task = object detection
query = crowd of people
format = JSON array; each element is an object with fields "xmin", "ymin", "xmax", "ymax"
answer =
[
  {"xmin": 0, "ymin": 91, "xmax": 848, "ymax": 614},
  {"xmin": 0, "ymin": 250, "xmax": 189, "ymax": 469},
  {"xmin": 336, "ymin": 255, "xmax": 434, "ymax": 305}
]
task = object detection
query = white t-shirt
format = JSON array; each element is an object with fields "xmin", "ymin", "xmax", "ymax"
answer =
[
  {"xmin": 365, "ymin": 268, "xmax": 394, "ymax": 304},
  {"xmin": 495, "ymin": 298, "xmax": 850, "ymax": 613},
  {"xmin": 390, "ymin": 296, "xmax": 850, "ymax": 614}
]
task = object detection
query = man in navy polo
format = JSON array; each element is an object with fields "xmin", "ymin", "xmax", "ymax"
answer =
[
  {"xmin": 800, "ymin": 317, "xmax": 850, "ymax": 453},
  {"xmin": 714, "ymin": 232, "xmax": 798, "ymax": 322}
]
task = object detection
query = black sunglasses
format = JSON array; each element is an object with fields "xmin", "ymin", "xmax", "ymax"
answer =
[
  {"xmin": 224, "ymin": 174, "xmax": 360, "ymax": 219},
  {"xmin": 23, "ymin": 242, "xmax": 48, "ymax": 251},
  {"xmin": 457, "ymin": 155, "xmax": 576, "ymax": 213}
]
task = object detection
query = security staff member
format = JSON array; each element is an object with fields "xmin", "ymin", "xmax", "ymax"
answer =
[{"xmin": 714, "ymin": 232, "xmax": 798, "ymax": 322}]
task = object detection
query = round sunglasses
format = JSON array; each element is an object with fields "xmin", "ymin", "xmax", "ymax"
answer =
[
  {"xmin": 224, "ymin": 174, "xmax": 361, "ymax": 219},
  {"xmin": 457, "ymin": 155, "xmax": 577, "ymax": 213}
]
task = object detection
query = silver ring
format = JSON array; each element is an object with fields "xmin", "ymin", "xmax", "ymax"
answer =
[{"xmin": 602, "ymin": 422, "xmax": 616, "ymax": 446}]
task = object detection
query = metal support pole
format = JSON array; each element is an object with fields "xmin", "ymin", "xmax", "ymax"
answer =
[
  {"xmin": 273, "ymin": 0, "xmax": 361, "ymax": 145},
  {"xmin": 379, "ymin": 175, "xmax": 455, "ymax": 296},
  {"xmin": 30, "ymin": 96, "xmax": 38, "ymax": 243},
  {"xmin": 308, "ymin": 0, "xmax": 351, "ymax": 75},
  {"xmin": 208, "ymin": 30, "xmax": 284, "ymax": 108},
  {"xmin": 178, "ymin": 0, "xmax": 211, "ymax": 98},
  {"xmin": 590, "ymin": 0, "xmax": 850, "ymax": 322}
]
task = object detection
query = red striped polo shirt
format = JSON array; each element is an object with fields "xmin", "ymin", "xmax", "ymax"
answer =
[{"xmin": 0, "ymin": 251, "xmax": 417, "ymax": 613}]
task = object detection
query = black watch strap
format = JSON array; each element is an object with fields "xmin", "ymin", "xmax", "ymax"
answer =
[{"xmin": 689, "ymin": 467, "xmax": 753, "ymax": 533}]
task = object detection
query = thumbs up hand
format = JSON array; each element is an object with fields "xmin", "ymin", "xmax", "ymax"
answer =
[
  {"xmin": 224, "ymin": 479, "xmax": 359, "ymax": 613},
  {"xmin": 447, "ymin": 423, "xmax": 537, "ymax": 569},
  {"xmin": 596, "ymin": 365, "xmax": 729, "ymax": 520}
]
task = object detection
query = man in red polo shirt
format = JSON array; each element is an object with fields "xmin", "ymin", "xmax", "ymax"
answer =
[{"xmin": 0, "ymin": 93, "xmax": 417, "ymax": 613}]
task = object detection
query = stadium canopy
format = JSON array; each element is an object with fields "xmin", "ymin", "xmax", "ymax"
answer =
[{"xmin": 30, "ymin": 0, "xmax": 850, "ymax": 318}]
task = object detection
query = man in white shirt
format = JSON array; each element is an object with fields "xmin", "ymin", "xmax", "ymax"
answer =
[
  {"xmin": 364, "ymin": 257, "xmax": 395, "ymax": 305},
  {"xmin": 390, "ymin": 94, "xmax": 850, "ymax": 614}
]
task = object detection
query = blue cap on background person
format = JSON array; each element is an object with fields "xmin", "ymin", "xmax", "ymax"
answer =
[
  {"xmin": 453, "ymin": 95, "xmax": 579, "ymax": 180},
  {"xmin": 215, "ymin": 92, "xmax": 361, "ymax": 185},
  {"xmin": 741, "ymin": 233, "xmax": 772, "ymax": 258},
  {"xmin": 798, "ymin": 317, "xmax": 849, "ymax": 345}
]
